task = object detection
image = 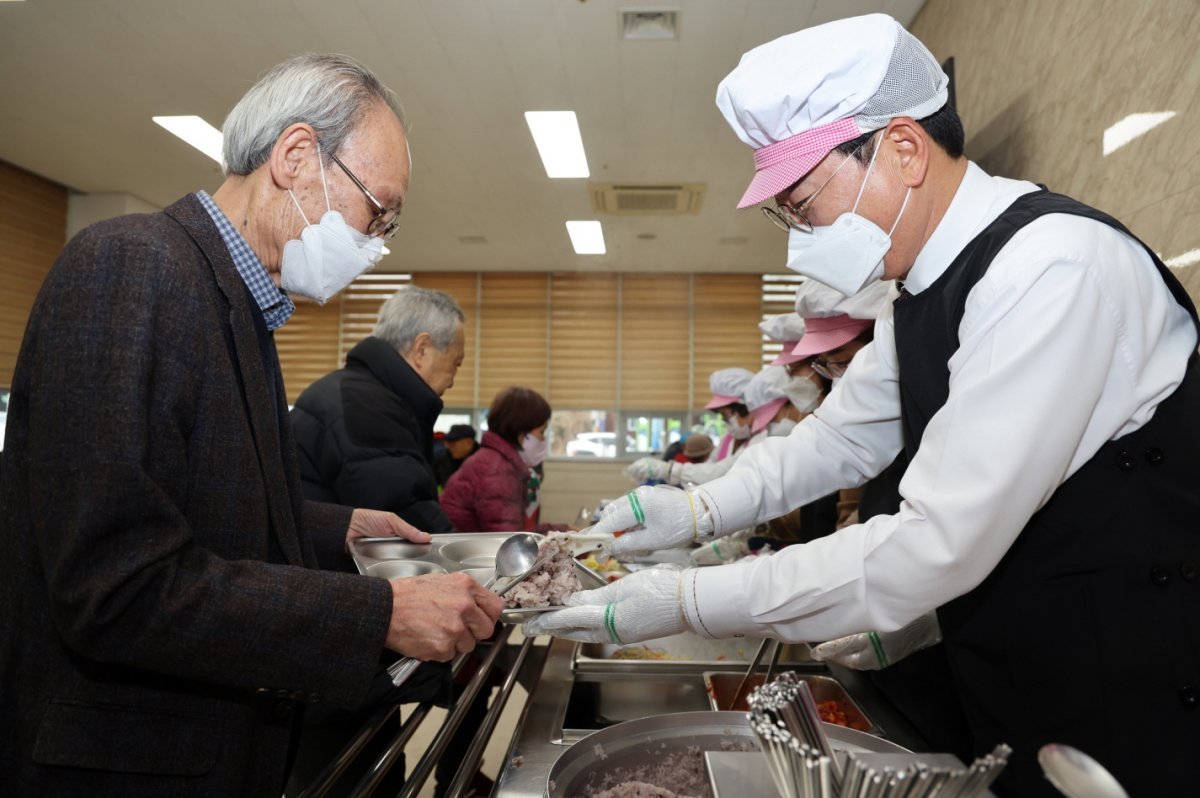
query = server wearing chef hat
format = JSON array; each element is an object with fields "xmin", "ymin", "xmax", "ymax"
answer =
[
  {"xmin": 527, "ymin": 14, "xmax": 1200, "ymax": 796},
  {"xmin": 624, "ymin": 367, "xmax": 757, "ymax": 485}
]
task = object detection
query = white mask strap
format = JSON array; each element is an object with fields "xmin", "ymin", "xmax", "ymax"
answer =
[
  {"xmin": 315, "ymin": 140, "xmax": 331, "ymax": 212},
  {"xmin": 851, "ymin": 131, "xmax": 885, "ymax": 214},
  {"xmin": 287, "ymin": 189, "xmax": 311, "ymax": 227},
  {"xmin": 887, "ymin": 188, "xmax": 912, "ymax": 237}
]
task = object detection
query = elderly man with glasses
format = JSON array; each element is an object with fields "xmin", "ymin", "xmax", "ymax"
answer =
[{"xmin": 0, "ymin": 54, "xmax": 502, "ymax": 798}]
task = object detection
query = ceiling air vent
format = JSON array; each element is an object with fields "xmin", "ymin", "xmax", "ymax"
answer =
[
  {"xmin": 590, "ymin": 182, "xmax": 705, "ymax": 216},
  {"xmin": 621, "ymin": 9, "xmax": 679, "ymax": 41}
]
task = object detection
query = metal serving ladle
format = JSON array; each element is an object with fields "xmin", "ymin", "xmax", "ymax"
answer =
[
  {"xmin": 1038, "ymin": 743, "xmax": 1129, "ymax": 798},
  {"xmin": 386, "ymin": 533, "xmax": 542, "ymax": 688}
]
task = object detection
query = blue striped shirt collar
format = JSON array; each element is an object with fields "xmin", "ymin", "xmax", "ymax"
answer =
[{"xmin": 195, "ymin": 190, "xmax": 295, "ymax": 331}]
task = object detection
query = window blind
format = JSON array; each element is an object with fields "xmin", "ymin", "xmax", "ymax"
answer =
[
  {"xmin": 548, "ymin": 273, "xmax": 618, "ymax": 408},
  {"xmin": 693, "ymin": 273, "xmax": 765, "ymax": 404},
  {"xmin": 477, "ymin": 272, "xmax": 550, "ymax": 405},
  {"xmin": 760, "ymin": 273, "xmax": 806, "ymax": 365},
  {"xmin": 619, "ymin": 274, "xmax": 690, "ymax": 410}
]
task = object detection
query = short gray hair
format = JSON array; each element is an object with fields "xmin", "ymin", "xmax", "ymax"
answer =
[
  {"xmin": 221, "ymin": 54, "xmax": 408, "ymax": 176},
  {"xmin": 374, "ymin": 287, "xmax": 465, "ymax": 354}
]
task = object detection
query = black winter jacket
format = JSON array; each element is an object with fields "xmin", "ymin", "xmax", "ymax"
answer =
[{"xmin": 290, "ymin": 336, "xmax": 454, "ymax": 534}]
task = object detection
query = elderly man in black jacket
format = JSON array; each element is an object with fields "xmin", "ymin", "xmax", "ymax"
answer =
[{"xmin": 291, "ymin": 286, "xmax": 465, "ymax": 534}]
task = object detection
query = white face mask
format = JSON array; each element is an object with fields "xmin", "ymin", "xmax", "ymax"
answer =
[
  {"xmin": 728, "ymin": 421, "xmax": 753, "ymax": 440},
  {"xmin": 783, "ymin": 377, "xmax": 823, "ymax": 413},
  {"xmin": 519, "ymin": 433, "xmax": 547, "ymax": 467},
  {"xmin": 784, "ymin": 133, "xmax": 910, "ymax": 298},
  {"xmin": 767, "ymin": 417, "xmax": 798, "ymax": 437},
  {"xmin": 282, "ymin": 145, "xmax": 385, "ymax": 304}
]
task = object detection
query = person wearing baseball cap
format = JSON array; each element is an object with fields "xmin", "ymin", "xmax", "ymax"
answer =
[{"xmin": 526, "ymin": 14, "xmax": 1200, "ymax": 796}]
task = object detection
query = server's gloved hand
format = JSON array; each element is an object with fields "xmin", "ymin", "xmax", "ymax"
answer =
[
  {"xmin": 810, "ymin": 612, "xmax": 942, "ymax": 670},
  {"xmin": 592, "ymin": 485, "xmax": 714, "ymax": 557},
  {"xmin": 690, "ymin": 527, "xmax": 754, "ymax": 566},
  {"xmin": 521, "ymin": 567, "xmax": 690, "ymax": 644},
  {"xmin": 622, "ymin": 457, "xmax": 674, "ymax": 484}
]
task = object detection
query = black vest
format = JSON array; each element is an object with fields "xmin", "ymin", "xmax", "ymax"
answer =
[{"xmin": 893, "ymin": 189, "xmax": 1200, "ymax": 797}]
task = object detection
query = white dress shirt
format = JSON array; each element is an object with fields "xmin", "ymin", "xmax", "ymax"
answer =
[{"xmin": 681, "ymin": 162, "xmax": 1197, "ymax": 642}]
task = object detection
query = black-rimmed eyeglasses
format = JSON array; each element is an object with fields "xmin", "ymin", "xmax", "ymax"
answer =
[{"xmin": 326, "ymin": 150, "xmax": 402, "ymax": 241}]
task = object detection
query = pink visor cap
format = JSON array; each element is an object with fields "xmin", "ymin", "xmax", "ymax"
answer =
[
  {"xmin": 715, "ymin": 14, "xmax": 950, "ymax": 209},
  {"xmin": 791, "ymin": 314, "xmax": 871, "ymax": 358},
  {"xmin": 751, "ymin": 397, "xmax": 788, "ymax": 434},
  {"xmin": 736, "ymin": 118, "xmax": 863, "ymax": 209},
  {"xmin": 770, "ymin": 346, "xmax": 807, "ymax": 366},
  {"xmin": 704, "ymin": 393, "xmax": 741, "ymax": 410}
]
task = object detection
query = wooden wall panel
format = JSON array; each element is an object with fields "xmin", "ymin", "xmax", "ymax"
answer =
[{"xmin": 0, "ymin": 160, "xmax": 67, "ymax": 387}]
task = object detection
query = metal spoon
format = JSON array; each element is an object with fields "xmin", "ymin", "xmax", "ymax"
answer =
[
  {"xmin": 1038, "ymin": 743, "xmax": 1129, "ymax": 798},
  {"xmin": 387, "ymin": 533, "xmax": 541, "ymax": 687}
]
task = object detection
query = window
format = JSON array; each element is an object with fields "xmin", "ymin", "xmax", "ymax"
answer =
[
  {"xmin": 549, "ymin": 409, "xmax": 616, "ymax": 458},
  {"xmin": 623, "ymin": 412, "xmax": 688, "ymax": 455}
]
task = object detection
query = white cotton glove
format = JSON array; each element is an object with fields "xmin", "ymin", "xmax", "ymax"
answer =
[
  {"xmin": 690, "ymin": 527, "xmax": 754, "ymax": 566},
  {"xmin": 810, "ymin": 612, "xmax": 942, "ymax": 670},
  {"xmin": 622, "ymin": 457, "xmax": 674, "ymax": 484},
  {"xmin": 520, "ymin": 567, "xmax": 690, "ymax": 644},
  {"xmin": 592, "ymin": 485, "xmax": 714, "ymax": 558}
]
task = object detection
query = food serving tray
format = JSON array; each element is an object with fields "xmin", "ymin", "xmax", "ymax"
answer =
[
  {"xmin": 703, "ymin": 671, "xmax": 878, "ymax": 733},
  {"xmin": 348, "ymin": 532, "xmax": 605, "ymax": 624},
  {"xmin": 545, "ymin": 710, "xmax": 908, "ymax": 798},
  {"xmin": 574, "ymin": 631, "xmax": 816, "ymax": 673}
]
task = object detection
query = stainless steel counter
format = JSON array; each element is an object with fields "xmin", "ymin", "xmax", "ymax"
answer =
[{"xmin": 492, "ymin": 637, "xmax": 929, "ymax": 798}]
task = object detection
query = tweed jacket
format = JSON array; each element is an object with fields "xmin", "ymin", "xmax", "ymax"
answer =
[{"xmin": 0, "ymin": 195, "xmax": 394, "ymax": 797}]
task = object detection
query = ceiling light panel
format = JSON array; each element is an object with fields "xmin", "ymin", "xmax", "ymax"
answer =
[
  {"xmin": 524, "ymin": 111, "xmax": 590, "ymax": 178},
  {"xmin": 153, "ymin": 115, "xmax": 223, "ymax": 164},
  {"xmin": 566, "ymin": 220, "xmax": 606, "ymax": 255}
]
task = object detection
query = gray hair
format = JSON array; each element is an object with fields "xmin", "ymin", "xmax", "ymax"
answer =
[
  {"xmin": 221, "ymin": 54, "xmax": 408, "ymax": 176},
  {"xmin": 374, "ymin": 286, "xmax": 465, "ymax": 354}
]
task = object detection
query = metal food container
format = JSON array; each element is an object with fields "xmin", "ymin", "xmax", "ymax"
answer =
[
  {"xmin": 702, "ymin": 671, "xmax": 876, "ymax": 733},
  {"xmin": 575, "ymin": 631, "xmax": 813, "ymax": 672},
  {"xmin": 545, "ymin": 710, "xmax": 908, "ymax": 798},
  {"xmin": 348, "ymin": 532, "xmax": 605, "ymax": 623}
]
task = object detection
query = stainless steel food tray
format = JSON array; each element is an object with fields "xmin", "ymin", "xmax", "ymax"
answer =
[
  {"xmin": 545, "ymin": 710, "xmax": 908, "ymax": 798},
  {"xmin": 703, "ymin": 670, "xmax": 878, "ymax": 733},
  {"xmin": 349, "ymin": 532, "xmax": 604, "ymax": 623},
  {"xmin": 574, "ymin": 632, "xmax": 815, "ymax": 674}
]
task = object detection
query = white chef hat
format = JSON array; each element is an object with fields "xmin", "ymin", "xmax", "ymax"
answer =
[
  {"xmin": 759, "ymin": 313, "xmax": 809, "ymax": 366},
  {"xmin": 705, "ymin": 367, "xmax": 755, "ymax": 410},
  {"xmin": 744, "ymin": 366, "xmax": 790, "ymax": 433},
  {"xmin": 716, "ymin": 13, "xmax": 949, "ymax": 209},
  {"xmin": 791, "ymin": 279, "xmax": 894, "ymax": 358}
]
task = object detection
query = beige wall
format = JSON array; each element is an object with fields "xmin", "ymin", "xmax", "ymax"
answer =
[{"xmin": 911, "ymin": 0, "xmax": 1200, "ymax": 301}]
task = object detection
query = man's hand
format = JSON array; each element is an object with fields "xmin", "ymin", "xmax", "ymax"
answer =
[
  {"xmin": 521, "ymin": 567, "xmax": 690, "ymax": 644},
  {"xmin": 347, "ymin": 508, "xmax": 432, "ymax": 550},
  {"xmin": 592, "ymin": 485, "xmax": 715, "ymax": 557},
  {"xmin": 385, "ymin": 572, "xmax": 504, "ymax": 661}
]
